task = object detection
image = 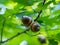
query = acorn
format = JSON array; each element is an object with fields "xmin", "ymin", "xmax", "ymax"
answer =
[
  {"xmin": 38, "ymin": 35, "xmax": 46, "ymax": 43},
  {"xmin": 22, "ymin": 16, "xmax": 32, "ymax": 26},
  {"xmin": 30, "ymin": 22, "xmax": 40, "ymax": 32}
]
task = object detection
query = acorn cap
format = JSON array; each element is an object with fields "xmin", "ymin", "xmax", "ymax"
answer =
[
  {"xmin": 22, "ymin": 16, "xmax": 32, "ymax": 26},
  {"xmin": 30, "ymin": 22, "xmax": 40, "ymax": 32}
]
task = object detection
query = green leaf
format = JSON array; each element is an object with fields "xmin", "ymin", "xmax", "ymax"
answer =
[
  {"xmin": 56, "ymin": 33, "xmax": 60, "ymax": 41},
  {"xmin": 12, "ymin": 0, "xmax": 41, "ymax": 6},
  {"xmin": 0, "ymin": 0, "xmax": 10, "ymax": 4},
  {"xmin": 48, "ymin": 39, "xmax": 58, "ymax": 45},
  {"xmin": 52, "ymin": 3, "xmax": 60, "ymax": 14},
  {"xmin": 42, "ymin": 1, "xmax": 52, "ymax": 10}
]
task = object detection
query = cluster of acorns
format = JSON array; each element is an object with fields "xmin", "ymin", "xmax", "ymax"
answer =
[
  {"xmin": 22, "ymin": 16, "xmax": 40, "ymax": 32},
  {"xmin": 22, "ymin": 16, "xmax": 46, "ymax": 43}
]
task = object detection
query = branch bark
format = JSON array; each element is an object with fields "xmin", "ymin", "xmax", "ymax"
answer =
[
  {"xmin": 34, "ymin": 0, "xmax": 46, "ymax": 21},
  {"xmin": 0, "ymin": 18, "xmax": 6, "ymax": 45},
  {"xmin": 0, "ymin": 29, "xmax": 29, "ymax": 43}
]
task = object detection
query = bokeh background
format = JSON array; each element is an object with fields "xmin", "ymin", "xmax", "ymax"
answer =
[{"xmin": 0, "ymin": 0, "xmax": 60, "ymax": 45}]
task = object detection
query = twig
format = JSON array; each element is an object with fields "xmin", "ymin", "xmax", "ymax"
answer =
[
  {"xmin": 34, "ymin": 0, "xmax": 46, "ymax": 21},
  {"xmin": 34, "ymin": 10, "xmax": 42, "ymax": 21},
  {"xmin": 43, "ymin": 0, "xmax": 46, "ymax": 5},
  {"xmin": 0, "ymin": 28, "xmax": 29, "ymax": 43},
  {"xmin": 0, "ymin": 18, "xmax": 6, "ymax": 45}
]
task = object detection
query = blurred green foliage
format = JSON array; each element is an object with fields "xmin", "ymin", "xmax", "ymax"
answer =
[{"xmin": 0, "ymin": 0, "xmax": 60, "ymax": 45}]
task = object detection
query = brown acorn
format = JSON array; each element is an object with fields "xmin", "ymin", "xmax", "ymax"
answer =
[
  {"xmin": 30, "ymin": 22, "xmax": 40, "ymax": 32},
  {"xmin": 38, "ymin": 35, "xmax": 46, "ymax": 43},
  {"xmin": 22, "ymin": 16, "xmax": 32, "ymax": 26}
]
